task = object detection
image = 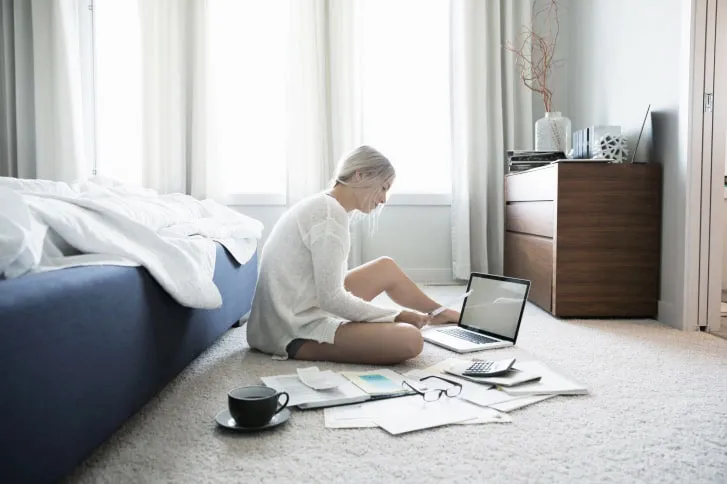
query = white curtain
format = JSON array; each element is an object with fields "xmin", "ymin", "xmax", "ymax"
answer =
[
  {"xmin": 450, "ymin": 0, "xmax": 533, "ymax": 279},
  {"xmin": 286, "ymin": 0, "xmax": 360, "ymax": 206},
  {"xmin": 285, "ymin": 0, "xmax": 364, "ymax": 266},
  {"xmin": 0, "ymin": 0, "xmax": 92, "ymax": 182},
  {"xmin": 133, "ymin": 0, "xmax": 360, "ymax": 203},
  {"xmin": 138, "ymin": 0, "xmax": 210, "ymax": 198}
]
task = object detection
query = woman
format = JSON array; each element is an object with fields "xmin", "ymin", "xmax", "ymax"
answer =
[{"xmin": 246, "ymin": 146, "xmax": 460, "ymax": 364}]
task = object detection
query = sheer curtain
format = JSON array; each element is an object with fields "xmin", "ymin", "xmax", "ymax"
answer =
[
  {"xmin": 0, "ymin": 0, "xmax": 92, "ymax": 182},
  {"xmin": 358, "ymin": 0, "xmax": 451, "ymax": 196},
  {"xmin": 137, "ymin": 0, "xmax": 209, "ymax": 197},
  {"xmin": 286, "ymin": 0, "xmax": 360, "ymax": 206},
  {"xmin": 95, "ymin": 0, "xmax": 358, "ymax": 205},
  {"xmin": 450, "ymin": 0, "xmax": 533, "ymax": 279}
]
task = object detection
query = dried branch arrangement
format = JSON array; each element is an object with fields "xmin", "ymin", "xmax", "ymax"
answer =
[{"xmin": 504, "ymin": 0, "xmax": 563, "ymax": 113}]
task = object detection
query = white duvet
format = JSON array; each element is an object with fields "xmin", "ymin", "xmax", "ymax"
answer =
[{"xmin": 0, "ymin": 176, "xmax": 263, "ymax": 309}]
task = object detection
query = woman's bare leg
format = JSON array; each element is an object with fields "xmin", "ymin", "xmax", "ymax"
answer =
[
  {"xmin": 344, "ymin": 256, "xmax": 460, "ymax": 323},
  {"xmin": 293, "ymin": 322, "xmax": 423, "ymax": 365}
]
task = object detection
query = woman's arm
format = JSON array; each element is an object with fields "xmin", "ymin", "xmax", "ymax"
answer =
[{"xmin": 308, "ymin": 220, "xmax": 401, "ymax": 323}]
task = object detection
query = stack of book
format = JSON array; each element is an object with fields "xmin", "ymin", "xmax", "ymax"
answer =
[
  {"xmin": 507, "ymin": 150, "xmax": 565, "ymax": 173},
  {"xmin": 441, "ymin": 358, "xmax": 589, "ymax": 397}
]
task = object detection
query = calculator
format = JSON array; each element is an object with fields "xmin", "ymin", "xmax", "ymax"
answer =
[{"xmin": 461, "ymin": 358, "xmax": 517, "ymax": 377}]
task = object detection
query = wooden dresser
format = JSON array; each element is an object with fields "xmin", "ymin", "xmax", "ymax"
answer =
[{"xmin": 503, "ymin": 162, "xmax": 662, "ymax": 318}]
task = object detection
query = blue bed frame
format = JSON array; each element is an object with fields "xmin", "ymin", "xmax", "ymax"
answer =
[{"xmin": 0, "ymin": 244, "xmax": 258, "ymax": 483}]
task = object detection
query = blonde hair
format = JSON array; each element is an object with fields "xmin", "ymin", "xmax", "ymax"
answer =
[
  {"xmin": 331, "ymin": 145, "xmax": 395, "ymax": 190},
  {"xmin": 330, "ymin": 145, "xmax": 395, "ymax": 231}
]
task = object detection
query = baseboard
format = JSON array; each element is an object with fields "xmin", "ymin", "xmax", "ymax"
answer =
[{"xmin": 404, "ymin": 268, "xmax": 459, "ymax": 285}]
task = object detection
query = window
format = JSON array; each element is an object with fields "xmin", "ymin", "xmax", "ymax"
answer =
[
  {"xmin": 208, "ymin": 0, "xmax": 289, "ymax": 196},
  {"xmin": 93, "ymin": 0, "xmax": 143, "ymax": 185},
  {"xmin": 358, "ymin": 0, "xmax": 452, "ymax": 195},
  {"xmin": 93, "ymin": 0, "xmax": 289, "ymax": 196},
  {"xmin": 92, "ymin": 1, "xmax": 451, "ymax": 200}
]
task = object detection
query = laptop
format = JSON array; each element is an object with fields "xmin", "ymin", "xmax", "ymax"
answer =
[{"xmin": 421, "ymin": 272, "xmax": 530, "ymax": 353}]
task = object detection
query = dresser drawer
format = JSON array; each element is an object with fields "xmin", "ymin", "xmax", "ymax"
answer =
[
  {"xmin": 505, "ymin": 166, "xmax": 557, "ymax": 202},
  {"xmin": 504, "ymin": 232, "xmax": 553, "ymax": 311},
  {"xmin": 505, "ymin": 201, "xmax": 554, "ymax": 238}
]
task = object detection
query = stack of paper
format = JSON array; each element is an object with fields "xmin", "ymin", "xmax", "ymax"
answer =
[
  {"xmin": 262, "ymin": 357, "xmax": 586, "ymax": 434},
  {"xmin": 261, "ymin": 373, "xmax": 370, "ymax": 409},
  {"xmin": 323, "ymin": 394, "xmax": 512, "ymax": 433},
  {"xmin": 499, "ymin": 360, "xmax": 589, "ymax": 396},
  {"xmin": 420, "ymin": 357, "xmax": 587, "ymax": 411},
  {"xmin": 444, "ymin": 360, "xmax": 542, "ymax": 387}
]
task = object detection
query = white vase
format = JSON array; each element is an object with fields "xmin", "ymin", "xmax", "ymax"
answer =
[{"xmin": 535, "ymin": 112, "xmax": 571, "ymax": 153}]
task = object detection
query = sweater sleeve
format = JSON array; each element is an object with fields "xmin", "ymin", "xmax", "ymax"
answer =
[{"xmin": 306, "ymin": 218, "xmax": 400, "ymax": 323}]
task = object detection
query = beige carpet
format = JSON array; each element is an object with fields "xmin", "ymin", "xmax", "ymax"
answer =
[{"xmin": 68, "ymin": 294, "xmax": 727, "ymax": 484}]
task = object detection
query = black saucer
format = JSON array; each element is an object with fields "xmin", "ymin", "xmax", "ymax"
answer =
[{"xmin": 215, "ymin": 408, "xmax": 291, "ymax": 432}]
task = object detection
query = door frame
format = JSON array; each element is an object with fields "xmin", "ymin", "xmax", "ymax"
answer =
[
  {"xmin": 686, "ymin": 0, "xmax": 724, "ymax": 332},
  {"xmin": 707, "ymin": 0, "xmax": 727, "ymax": 332}
]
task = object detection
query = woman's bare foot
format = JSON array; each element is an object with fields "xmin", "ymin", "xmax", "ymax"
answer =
[{"xmin": 429, "ymin": 308, "xmax": 461, "ymax": 325}]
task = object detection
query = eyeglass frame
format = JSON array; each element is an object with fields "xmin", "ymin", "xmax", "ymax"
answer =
[{"xmin": 401, "ymin": 375, "xmax": 463, "ymax": 402}]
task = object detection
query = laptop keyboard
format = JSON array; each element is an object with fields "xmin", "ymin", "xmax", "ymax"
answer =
[{"xmin": 437, "ymin": 327, "xmax": 499, "ymax": 344}]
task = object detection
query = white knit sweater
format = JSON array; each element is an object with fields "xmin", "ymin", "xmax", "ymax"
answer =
[{"xmin": 245, "ymin": 192, "xmax": 400, "ymax": 358}]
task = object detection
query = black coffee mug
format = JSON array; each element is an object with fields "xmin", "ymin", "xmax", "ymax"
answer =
[{"xmin": 228, "ymin": 385, "xmax": 290, "ymax": 428}]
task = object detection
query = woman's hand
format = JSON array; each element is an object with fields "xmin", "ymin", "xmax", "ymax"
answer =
[
  {"xmin": 429, "ymin": 308, "xmax": 461, "ymax": 325},
  {"xmin": 395, "ymin": 310, "xmax": 432, "ymax": 329}
]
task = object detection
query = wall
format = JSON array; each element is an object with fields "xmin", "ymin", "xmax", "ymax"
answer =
[
  {"xmin": 234, "ymin": 203, "xmax": 455, "ymax": 284},
  {"xmin": 724, "ymin": 198, "xmax": 727, "ymax": 291},
  {"xmin": 531, "ymin": 0, "xmax": 570, "ymax": 130},
  {"xmin": 361, "ymin": 206, "xmax": 453, "ymax": 284},
  {"xmin": 565, "ymin": 0, "xmax": 686, "ymax": 328},
  {"xmin": 232, "ymin": 206, "xmax": 286, "ymax": 248}
]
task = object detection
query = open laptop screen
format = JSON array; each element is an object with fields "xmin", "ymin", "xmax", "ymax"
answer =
[{"xmin": 459, "ymin": 274, "xmax": 529, "ymax": 341}]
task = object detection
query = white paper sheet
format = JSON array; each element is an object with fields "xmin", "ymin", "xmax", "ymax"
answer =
[
  {"xmin": 500, "ymin": 361, "xmax": 589, "ymax": 396},
  {"xmin": 403, "ymin": 369, "xmax": 516, "ymax": 408},
  {"xmin": 416, "ymin": 359, "xmax": 571, "ymax": 412},
  {"xmin": 488, "ymin": 394, "xmax": 556, "ymax": 412},
  {"xmin": 261, "ymin": 374, "xmax": 367, "ymax": 407},
  {"xmin": 429, "ymin": 290, "xmax": 473, "ymax": 316},
  {"xmin": 296, "ymin": 366, "xmax": 349, "ymax": 390},
  {"xmin": 372, "ymin": 396, "xmax": 479, "ymax": 435},
  {"xmin": 456, "ymin": 406, "xmax": 512, "ymax": 425},
  {"xmin": 324, "ymin": 394, "xmax": 511, "ymax": 430},
  {"xmin": 324, "ymin": 403, "xmax": 380, "ymax": 429}
]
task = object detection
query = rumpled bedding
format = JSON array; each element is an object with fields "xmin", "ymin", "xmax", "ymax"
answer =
[{"xmin": 0, "ymin": 176, "xmax": 263, "ymax": 309}]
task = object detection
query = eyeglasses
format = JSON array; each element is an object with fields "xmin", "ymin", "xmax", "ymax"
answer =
[{"xmin": 402, "ymin": 375, "xmax": 463, "ymax": 402}]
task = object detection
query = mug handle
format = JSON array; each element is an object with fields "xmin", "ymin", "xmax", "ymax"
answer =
[{"xmin": 275, "ymin": 391, "xmax": 289, "ymax": 414}]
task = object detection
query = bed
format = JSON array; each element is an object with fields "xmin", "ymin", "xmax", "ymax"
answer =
[{"xmin": 0, "ymin": 244, "xmax": 258, "ymax": 483}]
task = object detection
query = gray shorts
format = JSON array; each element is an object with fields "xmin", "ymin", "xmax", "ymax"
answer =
[{"xmin": 286, "ymin": 338, "xmax": 310, "ymax": 359}]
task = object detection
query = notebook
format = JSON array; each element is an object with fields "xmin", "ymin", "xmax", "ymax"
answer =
[
  {"xmin": 444, "ymin": 360, "xmax": 542, "ymax": 387},
  {"xmin": 340, "ymin": 369, "xmax": 412, "ymax": 397},
  {"xmin": 499, "ymin": 361, "xmax": 589, "ymax": 396},
  {"xmin": 261, "ymin": 369, "xmax": 414, "ymax": 410},
  {"xmin": 260, "ymin": 374, "xmax": 370, "ymax": 409}
]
